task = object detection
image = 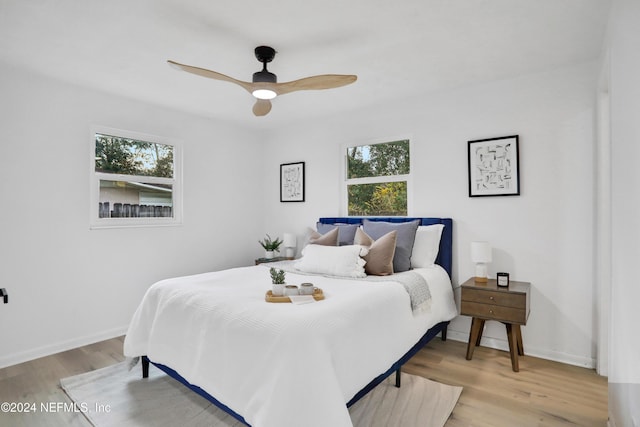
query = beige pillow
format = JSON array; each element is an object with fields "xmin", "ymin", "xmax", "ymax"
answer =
[
  {"xmin": 354, "ymin": 228, "xmax": 397, "ymax": 276},
  {"xmin": 308, "ymin": 227, "xmax": 339, "ymax": 246}
]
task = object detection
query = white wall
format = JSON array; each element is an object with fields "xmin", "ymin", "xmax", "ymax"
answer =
[
  {"xmin": 261, "ymin": 62, "xmax": 598, "ymax": 368},
  {"xmin": 0, "ymin": 62, "xmax": 264, "ymax": 368},
  {"xmin": 607, "ymin": 0, "xmax": 640, "ymax": 425}
]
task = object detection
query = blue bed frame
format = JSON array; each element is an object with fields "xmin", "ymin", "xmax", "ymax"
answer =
[{"xmin": 142, "ymin": 217, "xmax": 453, "ymax": 426}]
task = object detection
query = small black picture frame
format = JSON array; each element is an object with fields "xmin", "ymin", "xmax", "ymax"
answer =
[
  {"xmin": 468, "ymin": 135, "xmax": 520, "ymax": 197},
  {"xmin": 280, "ymin": 162, "xmax": 305, "ymax": 202}
]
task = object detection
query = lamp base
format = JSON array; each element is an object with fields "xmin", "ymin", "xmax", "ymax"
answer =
[{"xmin": 474, "ymin": 263, "xmax": 489, "ymax": 283}]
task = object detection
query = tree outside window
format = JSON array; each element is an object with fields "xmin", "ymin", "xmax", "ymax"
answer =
[
  {"xmin": 346, "ymin": 140, "xmax": 410, "ymax": 216},
  {"xmin": 95, "ymin": 134, "xmax": 173, "ymax": 178}
]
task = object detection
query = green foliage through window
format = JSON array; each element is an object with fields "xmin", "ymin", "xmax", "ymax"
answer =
[
  {"xmin": 347, "ymin": 140, "xmax": 409, "ymax": 179},
  {"xmin": 95, "ymin": 133, "xmax": 174, "ymax": 178},
  {"xmin": 346, "ymin": 140, "xmax": 410, "ymax": 216},
  {"xmin": 348, "ymin": 182, "xmax": 407, "ymax": 216}
]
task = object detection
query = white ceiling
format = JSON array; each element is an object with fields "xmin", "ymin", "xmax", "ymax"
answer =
[{"xmin": 0, "ymin": 0, "xmax": 611, "ymax": 129}]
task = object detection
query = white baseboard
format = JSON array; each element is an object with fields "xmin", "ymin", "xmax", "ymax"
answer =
[
  {"xmin": 0, "ymin": 325, "xmax": 128, "ymax": 369},
  {"xmin": 446, "ymin": 329, "xmax": 597, "ymax": 370}
]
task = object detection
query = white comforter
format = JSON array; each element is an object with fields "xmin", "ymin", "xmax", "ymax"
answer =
[{"xmin": 123, "ymin": 263, "xmax": 457, "ymax": 427}]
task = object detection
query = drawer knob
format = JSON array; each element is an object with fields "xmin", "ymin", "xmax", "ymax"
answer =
[
  {"xmin": 489, "ymin": 296, "xmax": 494, "ymax": 300},
  {"xmin": 489, "ymin": 310, "xmax": 494, "ymax": 314}
]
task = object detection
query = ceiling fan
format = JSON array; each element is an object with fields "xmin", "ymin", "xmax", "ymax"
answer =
[{"xmin": 168, "ymin": 46, "xmax": 357, "ymax": 117}]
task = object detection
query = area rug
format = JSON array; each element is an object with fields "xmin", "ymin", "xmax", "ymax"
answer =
[{"xmin": 60, "ymin": 362, "xmax": 461, "ymax": 427}]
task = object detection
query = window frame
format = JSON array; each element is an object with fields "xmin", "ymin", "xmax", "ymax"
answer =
[
  {"xmin": 341, "ymin": 136, "xmax": 413, "ymax": 217},
  {"xmin": 89, "ymin": 125, "xmax": 183, "ymax": 229}
]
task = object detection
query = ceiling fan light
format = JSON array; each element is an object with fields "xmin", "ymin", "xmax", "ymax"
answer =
[{"xmin": 252, "ymin": 89, "xmax": 277, "ymax": 100}]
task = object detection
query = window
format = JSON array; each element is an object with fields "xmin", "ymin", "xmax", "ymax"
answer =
[
  {"xmin": 344, "ymin": 139, "xmax": 411, "ymax": 216},
  {"xmin": 90, "ymin": 127, "xmax": 182, "ymax": 228}
]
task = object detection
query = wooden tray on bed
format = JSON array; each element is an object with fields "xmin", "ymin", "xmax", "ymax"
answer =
[{"xmin": 265, "ymin": 288, "xmax": 325, "ymax": 303}]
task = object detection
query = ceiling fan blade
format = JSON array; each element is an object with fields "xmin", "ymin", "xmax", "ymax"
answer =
[
  {"xmin": 274, "ymin": 74, "xmax": 357, "ymax": 95},
  {"xmin": 167, "ymin": 60, "xmax": 254, "ymax": 93},
  {"xmin": 253, "ymin": 99, "xmax": 272, "ymax": 116}
]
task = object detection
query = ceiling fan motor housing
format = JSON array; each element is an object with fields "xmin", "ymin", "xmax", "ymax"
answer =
[
  {"xmin": 253, "ymin": 46, "xmax": 277, "ymax": 83},
  {"xmin": 253, "ymin": 70, "xmax": 277, "ymax": 83}
]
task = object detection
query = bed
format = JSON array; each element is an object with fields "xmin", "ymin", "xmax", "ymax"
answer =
[{"xmin": 123, "ymin": 217, "xmax": 456, "ymax": 427}]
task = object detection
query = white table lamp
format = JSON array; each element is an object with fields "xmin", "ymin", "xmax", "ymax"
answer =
[
  {"xmin": 283, "ymin": 233, "xmax": 296, "ymax": 258},
  {"xmin": 471, "ymin": 241, "xmax": 492, "ymax": 283}
]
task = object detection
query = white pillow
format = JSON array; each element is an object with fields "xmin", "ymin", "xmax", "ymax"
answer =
[
  {"xmin": 295, "ymin": 244, "xmax": 368, "ymax": 278},
  {"xmin": 410, "ymin": 224, "xmax": 444, "ymax": 268}
]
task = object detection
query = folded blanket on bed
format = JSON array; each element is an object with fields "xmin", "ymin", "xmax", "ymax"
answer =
[{"xmin": 365, "ymin": 271, "xmax": 432, "ymax": 313}]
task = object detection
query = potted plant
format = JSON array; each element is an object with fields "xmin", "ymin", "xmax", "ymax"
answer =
[
  {"xmin": 259, "ymin": 234, "xmax": 283, "ymax": 259},
  {"xmin": 270, "ymin": 267, "xmax": 286, "ymax": 296}
]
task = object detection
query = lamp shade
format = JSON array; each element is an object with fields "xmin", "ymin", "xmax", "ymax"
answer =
[
  {"xmin": 283, "ymin": 233, "xmax": 296, "ymax": 248},
  {"xmin": 470, "ymin": 241, "xmax": 492, "ymax": 263}
]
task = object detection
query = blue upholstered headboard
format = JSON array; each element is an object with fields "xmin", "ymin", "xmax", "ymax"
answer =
[{"xmin": 318, "ymin": 217, "xmax": 453, "ymax": 279}]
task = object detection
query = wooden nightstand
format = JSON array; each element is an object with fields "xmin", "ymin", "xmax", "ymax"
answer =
[
  {"xmin": 255, "ymin": 256, "xmax": 294, "ymax": 265},
  {"xmin": 460, "ymin": 277, "xmax": 531, "ymax": 372}
]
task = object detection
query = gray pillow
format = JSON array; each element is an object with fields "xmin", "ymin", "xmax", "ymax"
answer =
[
  {"xmin": 316, "ymin": 223, "xmax": 359, "ymax": 246},
  {"xmin": 362, "ymin": 219, "xmax": 420, "ymax": 272}
]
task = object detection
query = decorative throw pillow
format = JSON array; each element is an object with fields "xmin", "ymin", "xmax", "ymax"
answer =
[
  {"xmin": 307, "ymin": 227, "xmax": 339, "ymax": 246},
  {"xmin": 411, "ymin": 224, "xmax": 445, "ymax": 268},
  {"xmin": 354, "ymin": 228, "xmax": 397, "ymax": 276},
  {"xmin": 362, "ymin": 219, "xmax": 420, "ymax": 272},
  {"xmin": 295, "ymin": 244, "xmax": 367, "ymax": 278},
  {"xmin": 316, "ymin": 223, "xmax": 359, "ymax": 246}
]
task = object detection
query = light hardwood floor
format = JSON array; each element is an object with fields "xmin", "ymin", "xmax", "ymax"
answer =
[
  {"xmin": 0, "ymin": 336, "xmax": 607, "ymax": 426},
  {"xmin": 405, "ymin": 339, "xmax": 607, "ymax": 427}
]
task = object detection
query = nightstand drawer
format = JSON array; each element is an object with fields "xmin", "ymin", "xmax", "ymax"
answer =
[
  {"xmin": 461, "ymin": 301, "xmax": 527, "ymax": 324},
  {"xmin": 462, "ymin": 288, "xmax": 525, "ymax": 309}
]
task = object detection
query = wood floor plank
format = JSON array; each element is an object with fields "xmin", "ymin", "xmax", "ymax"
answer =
[{"xmin": 0, "ymin": 336, "xmax": 607, "ymax": 427}]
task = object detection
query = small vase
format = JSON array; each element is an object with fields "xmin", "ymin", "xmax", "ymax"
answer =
[
  {"xmin": 272, "ymin": 283, "xmax": 284, "ymax": 296},
  {"xmin": 300, "ymin": 283, "xmax": 314, "ymax": 295},
  {"xmin": 284, "ymin": 285, "xmax": 299, "ymax": 296},
  {"xmin": 265, "ymin": 250, "xmax": 275, "ymax": 259}
]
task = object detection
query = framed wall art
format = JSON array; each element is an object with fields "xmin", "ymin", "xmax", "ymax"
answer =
[
  {"xmin": 468, "ymin": 135, "xmax": 520, "ymax": 197},
  {"xmin": 280, "ymin": 161, "xmax": 305, "ymax": 202}
]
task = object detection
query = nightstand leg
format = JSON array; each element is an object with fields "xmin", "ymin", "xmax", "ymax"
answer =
[
  {"xmin": 506, "ymin": 323, "xmax": 520, "ymax": 372},
  {"xmin": 515, "ymin": 324, "xmax": 524, "ymax": 356},
  {"xmin": 466, "ymin": 317, "xmax": 484, "ymax": 360},
  {"xmin": 475, "ymin": 319, "xmax": 485, "ymax": 346}
]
